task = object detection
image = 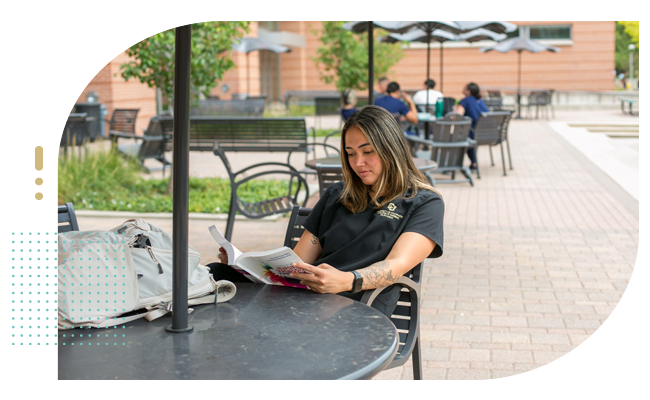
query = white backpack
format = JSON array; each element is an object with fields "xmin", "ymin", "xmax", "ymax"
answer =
[{"xmin": 58, "ymin": 218, "xmax": 234, "ymax": 329}]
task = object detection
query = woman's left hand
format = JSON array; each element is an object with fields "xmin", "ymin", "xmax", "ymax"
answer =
[{"xmin": 290, "ymin": 262, "xmax": 353, "ymax": 294}]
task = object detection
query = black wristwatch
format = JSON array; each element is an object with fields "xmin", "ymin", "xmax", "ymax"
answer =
[{"xmin": 349, "ymin": 271, "xmax": 363, "ymax": 293}]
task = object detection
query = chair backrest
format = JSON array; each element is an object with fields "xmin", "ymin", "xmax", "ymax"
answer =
[
  {"xmin": 73, "ymin": 103, "xmax": 102, "ymax": 141},
  {"xmin": 315, "ymin": 97, "xmax": 341, "ymax": 116},
  {"xmin": 61, "ymin": 113, "xmax": 89, "ymax": 147},
  {"xmin": 500, "ymin": 111, "xmax": 513, "ymax": 141},
  {"xmin": 528, "ymin": 90, "xmax": 551, "ymax": 106},
  {"xmin": 315, "ymin": 164, "xmax": 343, "ymax": 197},
  {"xmin": 283, "ymin": 205, "xmax": 313, "ymax": 250},
  {"xmin": 190, "ymin": 99, "xmax": 265, "ymax": 117},
  {"xmin": 483, "ymin": 98, "xmax": 503, "ymax": 111},
  {"xmin": 429, "ymin": 114, "xmax": 472, "ymax": 169},
  {"xmin": 487, "ymin": 90, "xmax": 502, "ymax": 99},
  {"xmin": 58, "ymin": 202, "xmax": 79, "ymax": 233},
  {"xmin": 473, "ymin": 111, "xmax": 511, "ymax": 146},
  {"xmin": 212, "ymin": 142, "xmax": 235, "ymax": 180},
  {"xmin": 109, "ymin": 109, "xmax": 139, "ymax": 134}
]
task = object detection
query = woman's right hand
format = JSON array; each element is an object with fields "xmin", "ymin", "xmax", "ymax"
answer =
[{"xmin": 218, "ymin": 247, "xmax": 229, "ymax": 265}]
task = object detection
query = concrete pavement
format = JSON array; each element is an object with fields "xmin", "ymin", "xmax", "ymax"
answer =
[{"xmin": 74, "ymin": 108, "xmax": 639, "ymax": 380}]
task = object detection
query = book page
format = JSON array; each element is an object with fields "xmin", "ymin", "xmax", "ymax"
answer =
[
  {"xmin": 208, "ymin": 225, "xmax": 243, "ymax": 266},
  {"xmin": 236, "ymin": 247, "xmax": 309, "ymax": 288}
]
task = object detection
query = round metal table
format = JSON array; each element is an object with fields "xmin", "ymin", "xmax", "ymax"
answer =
[
  {"xmin": 58, "ymin": 283, "xmax": 398, "ymax": 380},
  {"xmin": 305, "ymin": 157, "xmax": 438, "ymax": 173}
]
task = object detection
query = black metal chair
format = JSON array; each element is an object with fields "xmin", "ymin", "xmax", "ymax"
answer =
[
  {"xmin": 406, "ymin": 113, "xmax": 475, "ymax": 186},
  {"xmin": 73, "ymin": 103, "xmax": 104, "ymax": 141},
  {"xmin": 110, "ymin": 117, "xmax": 171, "ymax": 177},
  {"xmin": 60, "ymin": 113, "xmax": 91, "ymax": 156},
  {"xmin": 108, "ymin": 109, "xmax": 139, "ymax": 137},
  {"xmin": 283, "ymin": 205, "xmax": 424, "ymax": 380},
  {"xmin": 471, "ymin": 111, "xmax": 512, "ymax": 178},
  {"xmin": 213, "ymin": 142, "xmax": 309, "ymax": 241},
  {"xmin": 315, "ymin": 164, "xmax": 343, "ymax": 196},
  {"xmin": 58, "ymin": 203, "xmax": 79, "ymax": 233},
  {"xmin": 500, "ymin": 111, "xmax": 514, "ymax": 171},
  {"xmin": 525, "ymin": 90, "xmax": 552, "ymax": 119}
]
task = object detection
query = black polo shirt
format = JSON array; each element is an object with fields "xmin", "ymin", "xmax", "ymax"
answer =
[{"xmin": 302, "ymin": 181, "xmax": 444, "ymax": 316}]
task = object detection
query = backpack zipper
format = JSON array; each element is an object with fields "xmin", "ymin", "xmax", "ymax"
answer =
[{"xmin": 146, "ymin": 245, "xmax": 164, "ymax": 274}]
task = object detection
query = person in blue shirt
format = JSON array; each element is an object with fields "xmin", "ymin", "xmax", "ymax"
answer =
[
  {"xmin": 456, "ymin": 82, "xmax": 489, "ymax": 170},
  {"xmin": 374, "ymin": 82, "xmax": 418, "ymax": 132},
  {"xmin": 341, "ymin": 88, "xmax": 358, "ymax": 121}
]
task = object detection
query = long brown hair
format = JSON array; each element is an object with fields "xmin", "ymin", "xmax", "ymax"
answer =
[{"xmin": 339, "ymin": 105, "xmax": 439, "ymax": 213}]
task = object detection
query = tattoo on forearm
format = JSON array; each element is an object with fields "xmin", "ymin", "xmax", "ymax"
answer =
[
  {"xmin": 311, "ymin": 235, "xmax": 318, "ymax": 245},
  {"xmin": 359, "ymin": 261, "xmax": 399, "ymax": 290}
]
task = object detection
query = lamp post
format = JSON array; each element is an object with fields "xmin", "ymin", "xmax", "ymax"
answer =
[{"xmin": 628, "ymin": 43, "xmax": 635, "ymax": 90}]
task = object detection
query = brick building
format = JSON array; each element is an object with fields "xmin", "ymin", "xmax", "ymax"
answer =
[{"xmin": 77, "ymin": 21, "xmax": 615, "ymax": 133}]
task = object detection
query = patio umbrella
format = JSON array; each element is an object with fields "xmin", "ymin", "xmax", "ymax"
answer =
[
  {"xmin": 56, "ymin": 21, "xmax": 108, "ymax": 112},
  {"xmin": 481, "ymin": 37, "xmax": 560, "ymax": 118},
  {"xmin": 344, "ymin": 21, "xmax": 516, "ymax": 104},
  {"xmin": 381, "ymin": 28, "xmax": 506, "ymax": 103},
  {"xmin": 168, "ymin": 24, "xmax": 193, "ymax": 333},
  {"xmin": 231, "ymin": 37, "xmax": 291, "ymax": 97}
]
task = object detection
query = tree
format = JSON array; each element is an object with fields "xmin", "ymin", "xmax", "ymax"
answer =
[
  {"xmin": 311, "ymin": 21, "xmax": 404, "ymax": 93},
  {"xmin": 615, "ymin": 21, "xmax": 639, "ymax": 75},
  {"xmin": 120, "ymin": 22, "xmax": 250, "ymax": 106}
]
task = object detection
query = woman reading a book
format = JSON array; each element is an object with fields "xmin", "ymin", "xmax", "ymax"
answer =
[{"xmin": 211, "ymin": 105, "xmax": 444, "ymax": 317}]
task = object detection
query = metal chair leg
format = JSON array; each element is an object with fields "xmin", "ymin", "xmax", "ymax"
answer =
[
  {"xmin": 412, "ymin": 337, "xmax": 423, "ymax": 380},
  {"xmin": 489, "ymin": 146, "xmax": 494, "ymax": 166},
  {"xmin": 500, "ymin": 142, "xmax": 507, "ymax": 176},
  {"xmin": 506, "ymin": 139, "xmax": 513, "ymax": 170},
  {"xmin": 225, "ymin": 195, "xmax": 237, "ymax": 241}
]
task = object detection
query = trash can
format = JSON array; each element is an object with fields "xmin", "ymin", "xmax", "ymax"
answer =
[{"xmin": 73, "ymin": 103, "xmax": 106, "ymax": 141}]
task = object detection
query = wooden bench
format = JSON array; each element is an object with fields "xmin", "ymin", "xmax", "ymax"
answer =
[
  {"xmin": 619, "ymin": 98, "xmax": 638, "ymax": 116},
  {"xmin": 156, "ymin": 116, "xmax": 338, "ymax": 165}
]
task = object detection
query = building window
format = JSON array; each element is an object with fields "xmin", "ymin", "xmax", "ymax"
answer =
[{"xmin": 529, "ymin": 25, "xmax": 572, "ymax": 40}]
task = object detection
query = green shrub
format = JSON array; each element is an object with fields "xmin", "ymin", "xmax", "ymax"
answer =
[{"xmin": 58, "ymin": 149, "xmax": 290, "ymax": 213}]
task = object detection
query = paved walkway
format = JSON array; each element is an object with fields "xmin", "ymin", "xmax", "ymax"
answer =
[{"xmin": 76, "ymin": 109, "xmax": 639, "ymax": 380}]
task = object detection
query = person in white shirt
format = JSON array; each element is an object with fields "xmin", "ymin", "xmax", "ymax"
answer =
[{"xmin": 412, "ymin": 79, "xmax": 444, "ymax": 109}]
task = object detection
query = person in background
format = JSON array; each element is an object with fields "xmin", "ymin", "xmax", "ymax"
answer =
[
  {"xmin": 341, "ymin": 88, "xmax": 358, "ymax": 121},
  {"xmin": 413, "ymin": 79, "xmax": 444, "ymax": 109},
  {"xmin": 455, "ymin": 82, "xmax": 489, "ymax": 171},
  {"xmin": 374, "ymin": 82, "xmax": 419, "ymax": 126},
  {"xmin": 375, "ymin": 77, "xmax": 389, "ymax": 100}
]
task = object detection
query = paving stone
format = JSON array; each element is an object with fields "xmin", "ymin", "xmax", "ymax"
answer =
[
  {"xmin": 491, "ymin": 316, "xmax": 528, "ymax": 327},
  {"xmin": 563, "ymin": 319, "xmax": 602, "ymax": 330},
  {"xmin": 530, "ymin": 333, "xmax": 571, "ymax": 345},
  {"xmin": 490, "ymin": 302, "xmax": 525, "ymax": 312},
  {"xmin": 452, "ymin": 330, "xmax": 491, "ymax": 343},
  {"xmin": 492, "ymin": 332, "xmax": 531, "ymax": 344},
  {"xmin": 471, "ymin": 362, "xmax": 514, "ymax": 371},
  {"xmin": 450, "ymin": 348, "xmax": 491, "ymax": 362},
  {"xmin": 421, "ymin": 330, "xmax": 452, "ymax": 342},
  {"xmin": 492, "ymin": 350, "xmax": 534, "ymax": 363},
  {"xmin": 527, "ymin": 318, "xmax": 565, "ymax": 329},
  {"xmin": 569, "ymin": 335, "xmax": 610, "ymax": 347},
  {"xmin": 491, "ymin": 370, "xmax": 523, "ymax": 379},
  {"xmin": 421, "ymin": 347, "xmax": 450, "ymax": 362},
  {"xmin": 453, "ymin": 315, "xmax": 491, "ymax": 326}
]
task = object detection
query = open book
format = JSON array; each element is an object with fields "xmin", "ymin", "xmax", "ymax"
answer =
[{"xmin": 208, "ymin": 225, "xmax": 309, "ymax": 289}]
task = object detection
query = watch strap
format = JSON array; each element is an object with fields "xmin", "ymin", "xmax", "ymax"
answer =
[{"xmin": 350, "ymin": 270, "xmax": 363, "ymax": 293}]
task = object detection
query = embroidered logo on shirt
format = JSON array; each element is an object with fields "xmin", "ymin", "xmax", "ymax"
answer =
[{"xmin": 377, "ymin": 203, "xmax": 403, "ymax": 220}]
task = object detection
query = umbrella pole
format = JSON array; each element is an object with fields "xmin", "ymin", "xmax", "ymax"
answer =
[
  {"xmin": 166, "ymin": 24, "xmax": 193, "ymax": 334},
  {"xmin": 440, "ymin": 41, "xmax": 443, "ymax": 93},
  {"xmin": 426, "ymin": 30, "xmax": 431, "ymax": 109},
  {"xmin": 516, "ymin": 50, "xmax": 522, "ymax": 119},
  {"xmin": 368, "ymin": 21, "xmax": 374, "ymax": 105},
  {"xmin": 247, "ymin": 52, "xmax": 250, "ymax": 97}
]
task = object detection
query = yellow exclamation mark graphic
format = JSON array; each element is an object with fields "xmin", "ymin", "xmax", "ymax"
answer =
[{"xmin": 35, "ymin": 146, "xmax": 43, "ymax": 200}]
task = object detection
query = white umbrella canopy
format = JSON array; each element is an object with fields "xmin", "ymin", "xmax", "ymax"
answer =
[
  {"xmin": 231, "ymin": 37, "xmax": 291, "ymax": 97},
  {"xmin": 481, "ymin": 37, "xmax": 560, "ymax": 118}
]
